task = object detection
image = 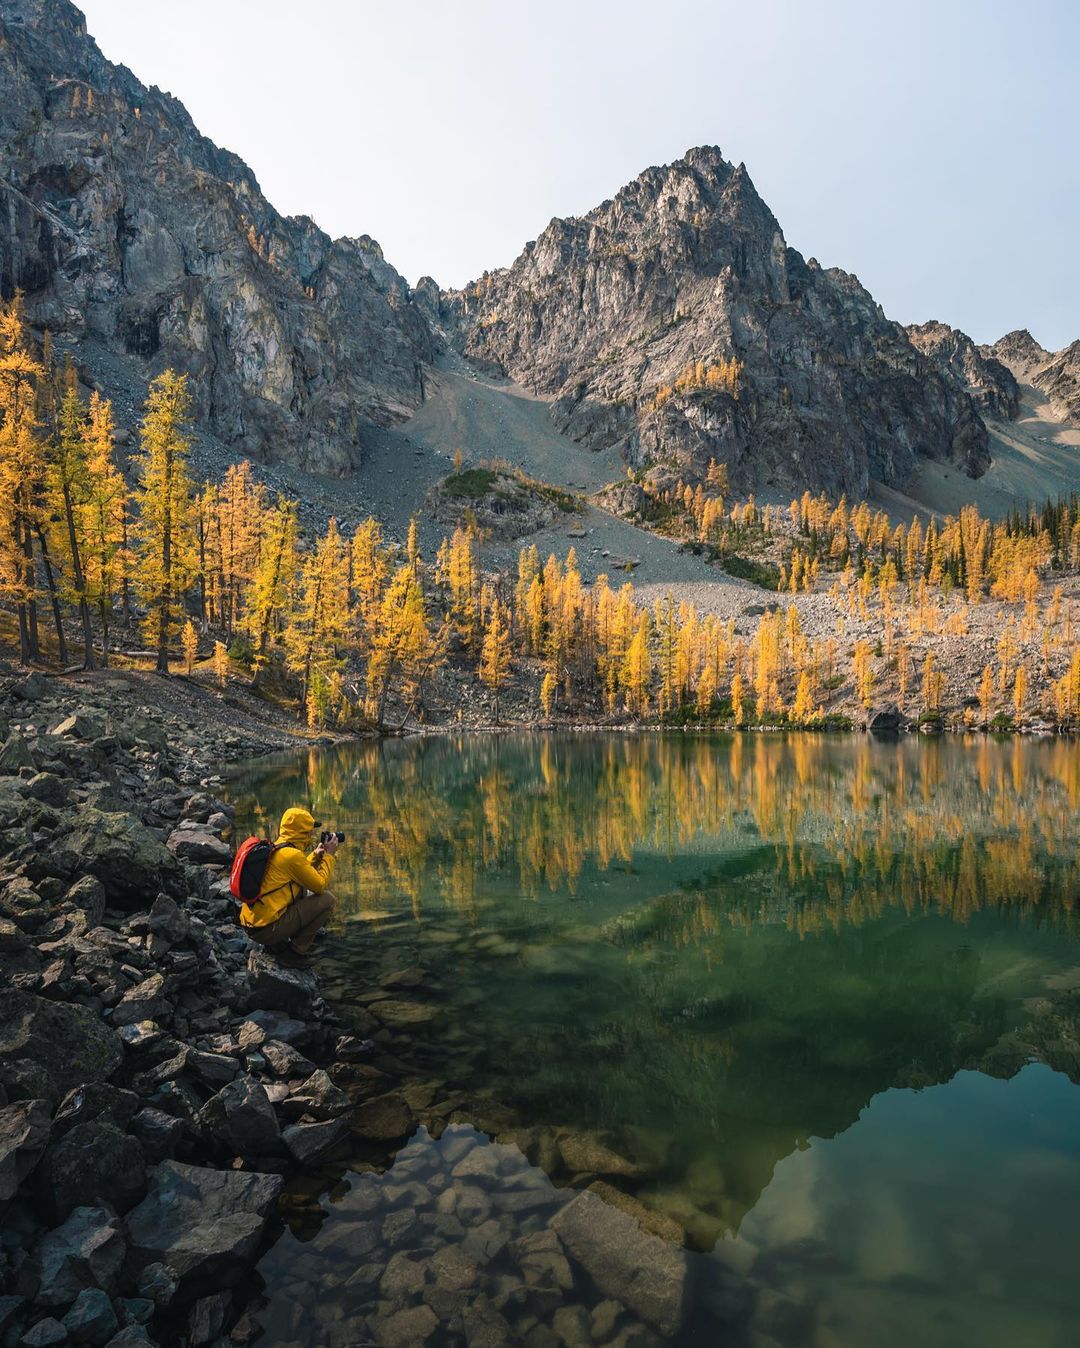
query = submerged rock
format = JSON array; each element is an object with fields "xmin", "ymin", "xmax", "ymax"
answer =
[
  {"xmin": 350, "ymin": 1092, "xmax": 416, "ymax": 1142},
  {"xmin": 551, "ymin": 1190, "xmax": 688, "ymax": 1336}
]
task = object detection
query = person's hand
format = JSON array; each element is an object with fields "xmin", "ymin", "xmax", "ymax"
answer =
[{"xmin": 323, "ymin": 835, "xmax": 340, "ymax": 856}]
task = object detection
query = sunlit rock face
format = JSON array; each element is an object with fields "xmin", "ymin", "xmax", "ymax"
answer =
[
  {"xmin": 990, "ymin": 330, "xmax": 1080, "ymax": 424},
  {"xmin": 0, "ymin": 0, "xmax": 434, "ymax": 474},
  {"xmin": 905, "ymin": 319, "xmax": 1019, "ymax": 421},
  {"xmin": 442, "ymin": 146, "xmax": 990, "ymax": 496}
]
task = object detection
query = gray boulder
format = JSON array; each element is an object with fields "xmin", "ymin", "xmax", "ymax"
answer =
[
  {"xmin": 36, "ymin": 1121, "xmax": 147, "ymax": 1222},
  {"xmin": 25, "ymin": 1207, "xmax": 125, "ymax": 1308},
  {"xmin": 0, "ymin": 731, "xmax": 37, "ymax": 774},
  {"xmin": 165, "ymin": 830, "xmax": 231, "ymax": 866},
  {"xmin": 281, "ymin": 1070, "xmax": 349, "ymax": 1121},
  {"xmin": 125, "ymin": 1161, "xmax": 284, "ymax": 1287},
  {"xmin": 260, "ymin": 1040, "xmax": 315, "ymax": 1079},
  {"xmin": 551, "ymin": 1190, "xmax": 687, "ymax": 1335},
  {"xmin": 134, "ymin": 1263, "xmax": 177, "ymax": 1310},
  {"xmin": 187, "ymin": 1292, "xmax": 229, "ymax": 1347},
  {"xmin": 25, "ymin": 773, "xmax": 69, "ymax": 807},
  {"xmin": 0, "ymin": 992, "xmax": 122, "ymax": 1107},
  {"xmin": 13, "ymin": 673, "xmax": 48, "ymax": 702},
  {"xmin": 281, "ymin": 1118, "xmax": 348, "ymax": 1166},
  {"xmin": 64, "ymin": 878, "xmax": 106, "ymax": 927},
  {"xmin": 63, "ymin": 809, "xmax": 182, "ymax": 906},
  {"xmin": 101, "ymin": 1330, "xmax": 155, "ymax": 1347},
  {"xmin": 868, "ymin": 705, "xmax": 902, "ymax": 734},
  {"xmin": 197, "ymin": 1077, "xmax": 282, "ymax": 1159},
  {"xmin": 51, "ymin": 1084, "xmax": 139, "ymax": 1141},
  {"xmin": 128, "ymin": 1109, "xmax": 183, "ymax": 1164},
  {"xmin": 235, "ymin": 1011, "xmax": 315, "ymax": 1049},
  {"xmin": 109, "ymin": 976, "xmax": 170, "ymax": 1028},
  {"xmin": 49, "ymin": 713, "xmax": 106, "ymax": 741},
  {"xmin": 19, "ymin": 1317, "xmax": 67, "ymax": 1346},
  {"xmin": 146, "ymin": 896, "xmax": 188, "ymax": 946},
  {"xmin": 0, "ymin": 1098, "xmax": 51, "ymax": 1200},
  {"xmin": 244, "ymin": 948, "xmax": 319, "ymax": 1016},
  {"xmin": 61, "ymin": 1287, "xmax": 119, "ymax": 1345}
]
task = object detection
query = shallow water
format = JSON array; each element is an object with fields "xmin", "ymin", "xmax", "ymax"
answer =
[{"xmin": 228, "ymin": 732, "xmax": 1080, "ymax": 1346}]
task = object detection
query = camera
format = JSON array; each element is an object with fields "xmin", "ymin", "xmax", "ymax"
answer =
[{"xmin": 321, "ymin": 830, "xmax": 345, "ymax": 844}]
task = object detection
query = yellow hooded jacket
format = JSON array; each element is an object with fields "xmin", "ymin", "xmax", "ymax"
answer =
[{"xmin": 238, "ymin": 807, "xmax": 336, "ymax": 929}]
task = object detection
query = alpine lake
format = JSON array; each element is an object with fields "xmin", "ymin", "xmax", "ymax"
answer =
[{"xmin": 225, "ymin": 731, "xmax": 1080, "ymax": 1348}]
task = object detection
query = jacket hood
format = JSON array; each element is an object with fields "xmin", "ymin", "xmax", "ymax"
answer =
[{"xmin": 277, "ymin": 807, "xmax": 318, "ymax": 848}]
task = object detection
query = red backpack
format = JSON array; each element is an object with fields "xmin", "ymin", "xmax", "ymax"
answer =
[{"xmin": 229, "ymin": 838, "xmax": 282, "ymax": 903}]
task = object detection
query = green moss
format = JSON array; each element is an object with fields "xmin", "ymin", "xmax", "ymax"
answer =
[
  {"xmin": 444, "ymin": 468, "xmax": 498, "ymax": 499},
  {"xmin": 718, "ymin": 552, "xmax": 782, "ymax": 589}
]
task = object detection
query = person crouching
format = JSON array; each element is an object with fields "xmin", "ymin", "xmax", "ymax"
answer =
[{"xmin": 239, "ymin": 807, "xmax": 340, "ymax": 969}]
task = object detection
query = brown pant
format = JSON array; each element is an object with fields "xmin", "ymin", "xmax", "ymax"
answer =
[{"xmin": 246, "ymin": 891, "xmax": 336, "ymax": 953}]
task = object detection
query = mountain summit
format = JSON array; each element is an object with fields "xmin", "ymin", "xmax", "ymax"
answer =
[
  {"xmin": 442, "ymin": 146, "xmax": 989, "ymax": 496},
  {"xmin": 3, "ymin": 5, "xmax": 1073, "ymax": 499}
]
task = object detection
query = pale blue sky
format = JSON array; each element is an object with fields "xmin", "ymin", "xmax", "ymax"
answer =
[{"xmin": 77, "ymin": 0, "xmax": 1078, "ymax": 350}]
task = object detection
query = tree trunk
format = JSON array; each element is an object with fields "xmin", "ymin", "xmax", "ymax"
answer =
[
  {"xmin": 98, "ymin": 596, "xmax": 110, "ymax": 668},
  {"xmin": 157, "ymin": 453, "xmax": 172, "ymax": 674},
  {"xmin": 19, "ymin": 506, "xmax": 40, "ymax": 661},
  {"xmin": 60, "ymin": 480, "xmax": 95, "ymax": 669},
  {"xmin": 121, "ymin": 507, "xmax": 132, "ymax": 626},
  {"xmin": 34, "ymin": 523, "xmax": 69, "ymax": 668}
]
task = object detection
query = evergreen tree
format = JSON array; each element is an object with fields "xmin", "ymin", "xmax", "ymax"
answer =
[
  {"xmin": 48, "ymin": 382, "xmax": 95, "ymax": 667},
  {"xmin": 133, "ymin": 371, "xmax": 197, "ymax": 672},
  {"xmin": 479, "ymin": 598, "xmax": 512, "ymax": 724},
  {"xmin": 81, "ymin": 393, "xmax": 127, "ymax": 666}
]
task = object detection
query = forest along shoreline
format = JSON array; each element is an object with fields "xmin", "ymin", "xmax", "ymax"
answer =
[{"xmin": 0, "ymin": 662, "xmax": 412, "ymax": 1348}]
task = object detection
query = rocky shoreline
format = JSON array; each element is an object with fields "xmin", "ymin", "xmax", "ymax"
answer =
[{"xmin": 0, "ymin": 665, "xmax": 375, "ymax": 1348}]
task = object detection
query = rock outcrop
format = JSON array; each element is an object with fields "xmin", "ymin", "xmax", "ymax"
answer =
[
  {"xmin": 0, "ymin": 0, "xmax": 434, "ymax": 474},
  {"xmin": 905, "ymin": 320, "xmax": 1019, "ymax": 420},
  {"xmin": 442, "ymin": 146, "xmax": 990, "ymax": 496},
  {"xmin": 987, "ymin": 330, "xmax": 1080, "ymax": 424},
  {"xmin": 986, "ymin": 329, "xmax": 1051, "ymax": 382},
  {"xmin": 1030, "ymin": 341, "xmax": 1080, "ymax": 424}
]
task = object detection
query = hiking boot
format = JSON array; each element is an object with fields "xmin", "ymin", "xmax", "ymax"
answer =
[{"xmin": 274, "ymin": 942, "xmax": 315, "ymax": 970}]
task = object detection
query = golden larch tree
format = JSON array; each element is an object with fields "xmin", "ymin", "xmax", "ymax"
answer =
[{"xmin": 133, "ymin": 371, "xmax": 197, "ymax": 672}]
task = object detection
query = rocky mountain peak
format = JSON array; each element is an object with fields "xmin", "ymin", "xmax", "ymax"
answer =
[
  {"xmin": 443, "ymin": 147, "xmax": 988, "ymax": 497},
  {"xmin": 0, "ymin": 0, "xmax": 434, "ymax": 474},
  {"xmin": 986, "ymin": 331, "xmax": 1080, "ymax": 424},
  {"xmin": 906, "ymin": 320, "xmax": 1019, "ymax": 421},
  {"xmin": 988, "ymin": 329, "xmax": 1051, "ymax": 381}
]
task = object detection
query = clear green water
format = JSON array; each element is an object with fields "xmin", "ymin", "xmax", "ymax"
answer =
[{"xmin": 228, "ymin": 733, "xmax": 1080, "ymax": 1346}]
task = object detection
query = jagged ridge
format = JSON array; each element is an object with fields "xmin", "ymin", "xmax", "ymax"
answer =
[
  {"xmin": 988, "ymin": 330, "xmax": 1080, "ymax": 423},
  {"xmin": 440, "ymin": 146, "xmax": 990, "ymax": 497},
  {"xmin": 0, "ymin": 0, "xmax": 434, "ymax": 474}
]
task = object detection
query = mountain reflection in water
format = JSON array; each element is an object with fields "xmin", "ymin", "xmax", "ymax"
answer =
[{"xmin": 229, "ymin": 733, "xmax": 1080, "ymax": 1347}]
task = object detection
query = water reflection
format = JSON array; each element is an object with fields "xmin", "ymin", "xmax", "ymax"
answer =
[
  {"xmin": 230, "ymin": 734, "xmax": 1080, "ymax": 1346},
  {"xmin": 254, "ymin": 1068, "xmax": 1080, "ymax": 1348},
  {"xmin": 232, "ymin": 733, "xmax": 1080, "ymax": 929}
]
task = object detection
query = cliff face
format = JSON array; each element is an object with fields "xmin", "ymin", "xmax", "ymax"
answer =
[
  {"xmin": 442, "ymin": 147, "xmax": 990, "ymax": 496},
  {"xmin": 989, "ymin": 331, "xmax": 1080, "ymax": 425},
  {"xmin": 0, "ymin": 0, "xmax": 434, "ymax": 473},
  {"xmin": 905, "ymin": 320, "xmax": 1019, "ymax": 421}
]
